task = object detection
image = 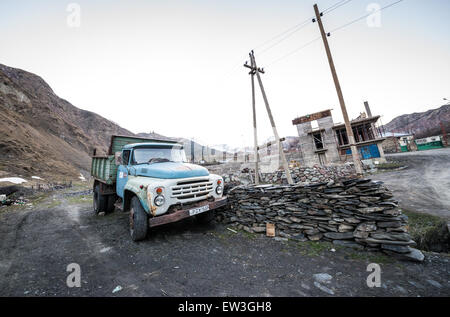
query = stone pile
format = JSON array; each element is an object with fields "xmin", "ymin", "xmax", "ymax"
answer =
[
  {"xmin": 218, "ymin": 178, "xmax": 424, "ymax": 261},
  {"xmin": 260, "ymin": 165, "xmax": 357, "ymax": 185},
  {"xmin": 222, "ymin": 164, "xmax": 357, "ymax": 185}
]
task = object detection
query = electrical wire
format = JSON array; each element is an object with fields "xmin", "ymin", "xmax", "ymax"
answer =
[
  {"xmin": 251, "ymin": 0, "xmax": 355, "ymax": 54},
  {"xmin": 322, "ymin": 0, "xmax": 354, "ymax": 15},
  {"xmin": 329, "ymin": 0, "xmax": 405, "ymax": 33},
  {"xmin": 265, "ymin": 0, "xmax": 406, "ymax": 68}
]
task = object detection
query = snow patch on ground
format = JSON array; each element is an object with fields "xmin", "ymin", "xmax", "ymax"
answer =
[
  {"xmin": 32, "ymin": 176, "xmax": 43, "ymax": 180},
  {"xmin": 79, "ymin": 173, "xmax": 86, "ymax": 181},
  {"xmin": 0, "ymin": 177, "xmax": 28, "ymax": 184}
]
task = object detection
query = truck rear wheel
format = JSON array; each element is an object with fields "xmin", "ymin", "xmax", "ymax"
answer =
[
  {"xmin": 106, "ymin": 195, "xmax": 116, "ymax": 213},
  {"xmin": 93, "ymin": 184, "xmax": 107, "ymax": 214},
  {"xmin": 130, "ymin": 196, "xmax": 148, "ymax": 241}
]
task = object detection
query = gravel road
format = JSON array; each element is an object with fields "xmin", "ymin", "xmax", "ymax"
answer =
[
  {"xmin": 0, "ymin": 189, "xmax": 449, "ymax": 297},
  {"xmin": 372, "ymin": 148, "xmax": 450, "ymax": 220}
]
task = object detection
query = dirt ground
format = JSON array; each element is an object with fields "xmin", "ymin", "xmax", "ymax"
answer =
[
  {"xmin": 0, "ymin": 187, "xmax": 449, "ymax": 297},
  {"xmin": 372, "ymin": 148, "xmax": 450, "ymax": 220}
]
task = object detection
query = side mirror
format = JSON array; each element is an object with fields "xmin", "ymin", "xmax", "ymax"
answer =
[{"xmin": 115, "ymin": 152, "xmax": 123, "ymax": 165}]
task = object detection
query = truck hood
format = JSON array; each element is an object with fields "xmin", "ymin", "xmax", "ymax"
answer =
[{"xmin": 134, "ymin": 162, "xmax": 209, "ymax": 179}]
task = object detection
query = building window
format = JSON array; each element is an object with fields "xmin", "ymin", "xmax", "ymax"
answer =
[
  {"xmin": 336, "ymin": 129, "xmax": 348, "ymax": 146},
  {"xmin": 313, "ymin": 132, "xmax": 324, "ymax": 150}
]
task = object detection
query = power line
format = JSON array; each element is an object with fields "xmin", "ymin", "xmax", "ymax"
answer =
[
  {"xmin": 256, "ymin": 19, "xmax": 312, "ymax": 56},
  {"xmin": 266, "ymin": 36, "xmax": 321, "ymax": 67},
  {"xmin": 251, "ymin": 0, "xmax": 355, "ymax": 54},
  {"xmin": 264, "ymin": 0, "xmax": 406, "ymax": 68},
  {"xmin": 322, "ymin": 0, "xmax": 354, "ymax": 15},
  {"xmin": 329, "ymin": 0, "xmax": 405, "ymax": 33}
]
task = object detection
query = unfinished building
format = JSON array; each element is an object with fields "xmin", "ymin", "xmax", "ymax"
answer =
[{"xmin": 292, "ymin": 104, "xmax": 386, "ymax": 166}]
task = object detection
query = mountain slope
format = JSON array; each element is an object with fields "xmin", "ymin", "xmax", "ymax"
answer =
[
  {"xmin": 0, "ymin": 63, "xmax": 134, "ymax": 178},
  {"xmin": 382, "ymin": 104, "xmax": 450, "ymax": 138}
]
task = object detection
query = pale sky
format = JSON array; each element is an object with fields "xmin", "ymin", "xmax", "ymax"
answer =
[{"xmin": 1, "ymin": 0, "xmax": 449, "ymax": 148}]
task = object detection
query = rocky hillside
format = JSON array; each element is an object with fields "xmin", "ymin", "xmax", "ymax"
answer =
[
  {"xmin": 0, "ymin": 63, "xmax": 134, "ymax": 178},
  {"xmin": 382, "ymin": 104, "xmax": 450, "ymax": 138}
]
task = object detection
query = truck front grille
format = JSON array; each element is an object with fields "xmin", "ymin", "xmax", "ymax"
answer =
[{"xmin": 171, "ymin": 180, "xmax": 213, "ymax": 200}]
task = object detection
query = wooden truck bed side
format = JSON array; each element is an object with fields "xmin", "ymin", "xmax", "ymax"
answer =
[
  {"xmin": 91, "ymin": 135, "xmax": 179, "ymax": 185},
  {"xmin": 91, "ymin": 155, "xmax": 117, "ymax": 185}
]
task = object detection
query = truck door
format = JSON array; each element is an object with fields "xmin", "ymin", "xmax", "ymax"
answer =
[{"xmin": 116, "ymin": 149, "xmax": 131, "ymax": 198}]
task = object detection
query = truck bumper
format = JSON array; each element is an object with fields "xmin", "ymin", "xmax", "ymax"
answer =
[{"xmin": 148, "ymin": 196, "xmax": 228, "ymax": 228}]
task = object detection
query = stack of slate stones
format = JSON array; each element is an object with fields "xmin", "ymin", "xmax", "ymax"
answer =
[{"xmin": 218, "ymin": 178, "xmax": 424, "ymax": 262}]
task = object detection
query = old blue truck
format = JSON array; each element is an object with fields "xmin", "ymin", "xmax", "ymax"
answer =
[{"xmin": 91, "ymin": 135, "xmax": 227, "ymax": 241}]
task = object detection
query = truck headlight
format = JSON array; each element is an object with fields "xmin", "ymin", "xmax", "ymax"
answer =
[
  {"xmin": 216, "ymin": 185, "xmax": 223, "ymax": 195},
  {"xmin": 154, "ymin": 195, "xmax": 165, "ymax": 206}
]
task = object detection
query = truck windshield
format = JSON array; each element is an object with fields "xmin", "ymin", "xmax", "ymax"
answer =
[{"xmin": 132, "ymin": 146, "xmax": 187, "ymax": 164}]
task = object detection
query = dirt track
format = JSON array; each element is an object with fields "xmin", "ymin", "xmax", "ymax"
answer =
[
  {"xmin": 0, "ymin": 189, "xmax": 449, "ymax": 297},
  {"xmin": 372, "ymin": 148, "xmax": 450, "ymax": 220}
]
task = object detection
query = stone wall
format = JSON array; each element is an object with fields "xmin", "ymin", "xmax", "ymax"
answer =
[
  {"xmin": 221, "ymin": 164, "xmax": 357, "ymax": 185},
  {"xmin": 218, "ymin": 178, "xmax": 424, "ymax": 262},
  {"xmin": 381, "ymin": 137, "xmax": 400, "ymax": 153},
  {"xmin": 259, "ymin": 165, "xmax": 356, "ymax": 185}
]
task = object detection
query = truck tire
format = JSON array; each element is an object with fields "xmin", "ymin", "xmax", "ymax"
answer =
[
  {"xmin": 130, "ymin": 196, "xmax": 148, "ymax": 241},
  {"xmin": 106, "ymin": 195, "xmax": 116, "ymax": 213},
  {"xmin": 196, "ymin": 210, "xmax": 215, "ymax": 224},
  {"xmin": 93, "ymin": 184, "xmax": 107, "ymax": 214}
]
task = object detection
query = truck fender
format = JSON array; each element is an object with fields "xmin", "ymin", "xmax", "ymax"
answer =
[{"xmin": 123, "ymin": 186, "xmax": 152, "ymax": 215}]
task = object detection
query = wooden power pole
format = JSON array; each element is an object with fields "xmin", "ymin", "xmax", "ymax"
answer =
[
  {"xmin": 249, "ymin": 53, "xmax": 260, "ymax": 184},
  {"xmin": 313, "ymin": 4, "xmax": 363, "ymax": 176},
  {"xmin": 245, "ymin": 51, "xmax": 294, "ymax": 185}
]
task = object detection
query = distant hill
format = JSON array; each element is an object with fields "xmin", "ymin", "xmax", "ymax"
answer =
[
  {"xmin": 0, "ymin": 63, "xmax": 228, "ymax": 178},
  {"xmin": 0, "ymin": 63, "xmax": 134, "ymax": 178},
  {"xmin": 382, "ymin": 104, "xmax": 450, "ymax": 138}
]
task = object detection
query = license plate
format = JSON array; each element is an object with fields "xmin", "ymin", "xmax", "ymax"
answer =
[{"xmin": 189, "ymin": 204, "xmax": 210, "ymax": 216}]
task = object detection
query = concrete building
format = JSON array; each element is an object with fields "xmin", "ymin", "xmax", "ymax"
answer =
[
  {"xmin": 292, "ymin": 104, "xmax": 386, "ymax": 166},
  {"xmin": 380, "ymin": 132, "xmax": 415, "ymax": 153}
]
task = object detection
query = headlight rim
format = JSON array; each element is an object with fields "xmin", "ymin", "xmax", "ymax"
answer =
[{"xmin": 154, "ymin": 194, "xmax": 165, "ymax": 206}]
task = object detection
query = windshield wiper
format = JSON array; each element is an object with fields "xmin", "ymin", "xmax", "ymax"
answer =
[{"xmin": 148, "ymin": 158, "xmax": 172, "ymax": 164}]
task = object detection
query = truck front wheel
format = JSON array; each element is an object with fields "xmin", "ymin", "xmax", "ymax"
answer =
[
  {"xmin": 130, "ymin": 196, "xmax": 148, "ymax": 241},
  {"xmin": 93, "ymin": 184, "xmax": 107, "ymax": 214}
]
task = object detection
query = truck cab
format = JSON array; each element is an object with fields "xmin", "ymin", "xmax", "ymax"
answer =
[{"xmin": 91, "ymin": 136, "xmax": 227, "ymax": 241}]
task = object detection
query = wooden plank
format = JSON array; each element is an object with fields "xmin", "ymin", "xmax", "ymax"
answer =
[{"xmin": 292, "ymin": 109, "xmax": 332, "ymax": 125}]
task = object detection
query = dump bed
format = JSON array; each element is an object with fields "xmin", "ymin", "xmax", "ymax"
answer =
[{"xmin": 91, "ymin": 135, "xmax": 178, "ymax": 185}]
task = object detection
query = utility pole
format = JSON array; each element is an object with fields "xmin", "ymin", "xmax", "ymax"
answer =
[
  {"xmin": 440, "ymin": 121, "xmax": 448, "ymax": 147},
  {"xmin": 248, "ymin": 52, "xmax": 260, "ymax": 184},
  {"xmin": 313, "ymin": 4, "xmax": 363, "ymax": 176},
  {"xmin": 245, "ymin": 51, "xmax": 294, "ymax": 185}
]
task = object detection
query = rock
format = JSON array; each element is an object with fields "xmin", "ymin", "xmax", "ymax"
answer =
[
  {"xmin": 313, "ymin": 281, "xmax": 334, "ymax": 295},
  {"xmin": 356, "ymin": 222, "xmax": 377, "ymax": 232},
  {"xmin": 426, "ymin": 280, "xmax": 442, "ymax": 288},
  {"xmin": 332, "ymin": 240, "xmax": 364, "ymax": 250},
  {"xmin": 365, "ymin": 238, "xmax": 416, "ymax": 246},
  {"xmin": 338, "ymin": 224, "xmax": 354, "ymax": 232},
  {"xmin": 291, "ymin": 234, "xmax": 308, "ymax": 242},
  {"xmin": 359, "ymin": 196, "xmax": 380, "ymax": 203},
  {"xmin": 324, "ymin": 232, "xmax": 354, "ymax": 240},
  {"xmin": 313, "ymin": 273, "xmax": 332, "ymax": 284},
  {"xmin": 308, "ymin": 233, "xmax": 323, "ymax": 241},
  {"xmin": 381, "ymin": 244, "xmax": 411, "ymax": 254},
  {"xmin": 402, "ymin": 248, "xmax": 425, "ymax": 262},
  {"xmin": 353, "ymin": 231, "xmax": 369, "ymax": 239},
  {"xmin": 252, "ymin": 227, "xmax": 266, "ymax": 233},
  {"xmin": 305, "ymin": 229, "xmax": 320, "ymax": 235},
  {"xmin": 358, "ymin": 207, "xmax": 384, "ymax": 214},
  {"xmin": 289, "ymin": 216, "xmax": 302, "ymax": 223},
  {"xmin": 370, "ymin": 232, "xmax": 411, "ymax": 241}
]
